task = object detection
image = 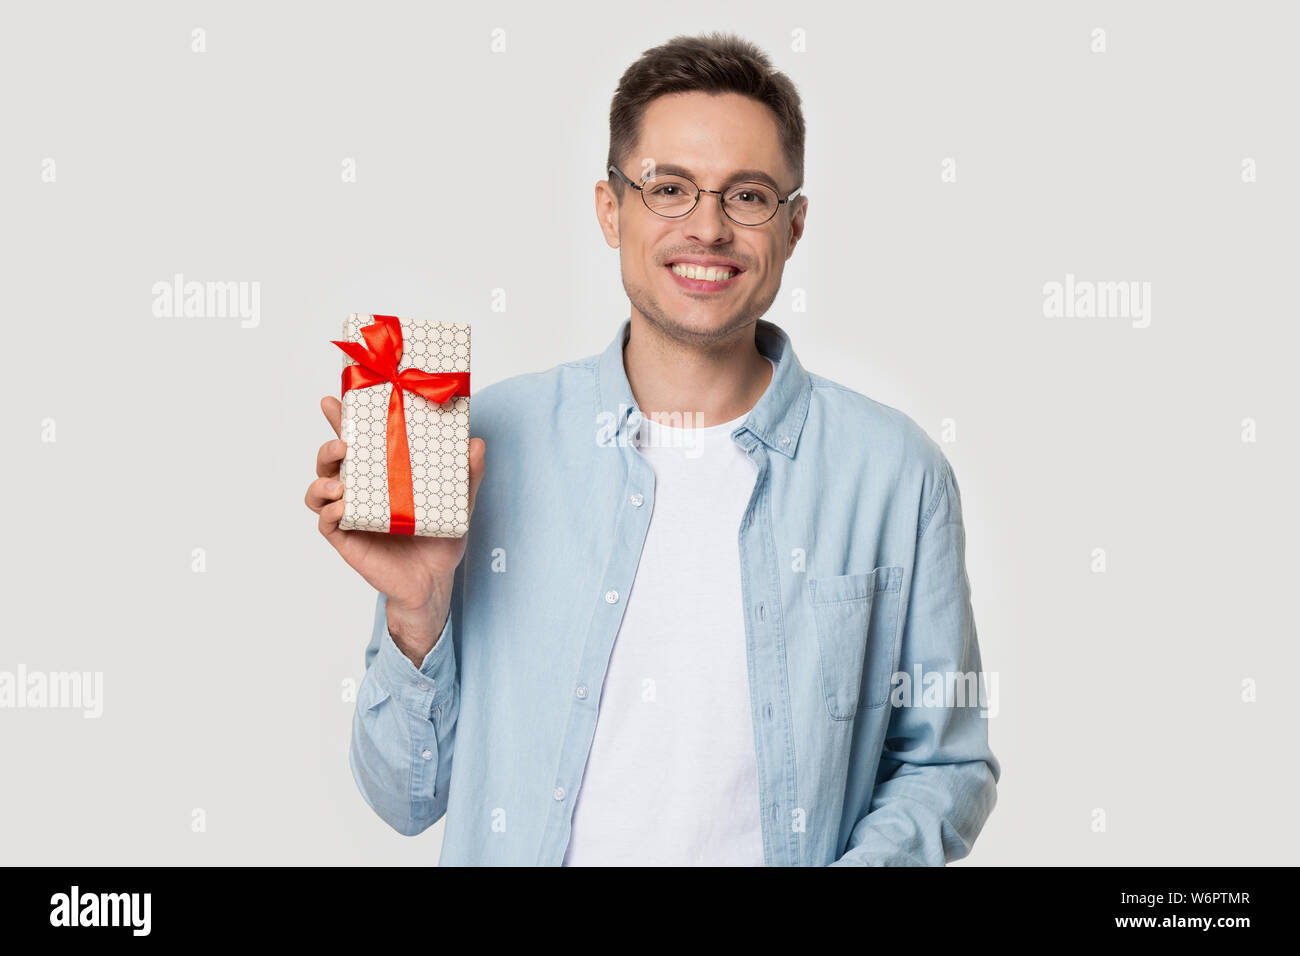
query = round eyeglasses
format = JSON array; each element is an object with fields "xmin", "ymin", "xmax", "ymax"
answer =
[{"xmin": 607, "ymin": 164, "xmax": 802, "ymax": 227}]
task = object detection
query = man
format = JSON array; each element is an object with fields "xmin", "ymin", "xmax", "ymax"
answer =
[{"xmin": 306, "ymin": 32, "xmax": 999, "ymax": 865}]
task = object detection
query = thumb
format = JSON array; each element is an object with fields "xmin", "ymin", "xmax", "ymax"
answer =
[{"xmin": 466, "ymin": 437, "xmax": 486, "ymax": 520}]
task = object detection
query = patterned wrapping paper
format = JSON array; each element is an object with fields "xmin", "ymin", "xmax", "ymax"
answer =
[{"xmin": 336, "ymin": 313, "xmax": 471, "ymax": 537}]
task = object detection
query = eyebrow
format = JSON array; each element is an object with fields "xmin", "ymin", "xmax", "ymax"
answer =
[{"xmin": 644, "ymin": 163, "xmax": 782, "ymax": 191}]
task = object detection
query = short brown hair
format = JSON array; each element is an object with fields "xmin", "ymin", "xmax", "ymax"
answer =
[{"xmin": 606, "ymin": 33, "xmax": 806, "ymax": 201}]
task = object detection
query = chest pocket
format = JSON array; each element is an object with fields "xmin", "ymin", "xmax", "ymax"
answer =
[{"xmin": 808, "ymin": 566, "xmax": 903, "ymax": 720}]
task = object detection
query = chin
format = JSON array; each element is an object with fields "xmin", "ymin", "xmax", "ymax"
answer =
[{"xmin": 652, "ymin": 309, "xmax": 754, "ymax": 344}]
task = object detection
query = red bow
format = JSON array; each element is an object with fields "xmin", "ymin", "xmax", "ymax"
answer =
[{"xmin": 331, "ymin": 314, "xmax": 470, "ymax": 535}]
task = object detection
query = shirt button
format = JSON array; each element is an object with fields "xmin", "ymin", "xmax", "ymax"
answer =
[
  {"xmin": 629, "ymin": 492, "xmax": 644, "ymax": 507},
  {"xmin": 604, "ymin": 589, "xmax": 619, "ymax": 604},
  {"xmin": 780, "ymin": 436, "xmax": 790, "ymax": 445},
  {"xmin": 553, "ymin": 787, "xmax": 566, "ymax": 801},
  {"xmin": 575, "ymin": 684, "xmax": 588, "ymax": 700},
  {"xmin": 421, "ymin": 749, "xmax": 433, "ymax": 760},
  {"xmin": 417, "ymin": 682, "xmax": 430, "ymax": 691}
]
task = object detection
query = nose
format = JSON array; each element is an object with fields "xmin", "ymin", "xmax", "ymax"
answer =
[{"xmin": 681, "ymin": 191, "xmax": 733, "ymax": 245}]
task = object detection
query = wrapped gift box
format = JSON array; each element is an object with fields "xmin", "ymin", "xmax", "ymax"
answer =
[{"xmin": 332, "ymin": 313, "xmax": 471, "ymax": 537}]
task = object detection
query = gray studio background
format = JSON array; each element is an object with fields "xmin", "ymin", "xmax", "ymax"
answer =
[{"xmin": 2, "ymin": 0, "xmax": 1295, "ymax": 865}]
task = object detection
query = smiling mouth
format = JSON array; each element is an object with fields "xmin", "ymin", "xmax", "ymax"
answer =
[{"xmin": 667, "ymin": 262, "xmax": 743, "ymax": 283}]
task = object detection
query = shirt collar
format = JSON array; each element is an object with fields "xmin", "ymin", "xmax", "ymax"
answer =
[{"xmin": 597, "ymin": 316, "xmax": 811, "ymax": 459}]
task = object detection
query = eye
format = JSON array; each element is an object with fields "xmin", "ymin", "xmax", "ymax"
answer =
[{"xmin": 731, "ymin": 188, "xmax": 763, "ymax": 205}]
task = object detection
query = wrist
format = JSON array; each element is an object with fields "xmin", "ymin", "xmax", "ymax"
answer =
[
  {"xmin": 382, "ymin": 574, "xmax": 454, "ymax": 665},
  {"xmin": 386, "ymin": 590, "xmax": 450, "ymax": 667}
]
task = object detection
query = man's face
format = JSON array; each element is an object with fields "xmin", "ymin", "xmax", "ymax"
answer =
[{"xmin": 596, "ymin": 91, "xmax": 807, "ymax": 348}]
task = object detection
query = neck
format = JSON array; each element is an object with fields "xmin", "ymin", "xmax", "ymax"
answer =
[{"xmin": 622, "ymin": 312, "xmax": 773, "ymax": 428}]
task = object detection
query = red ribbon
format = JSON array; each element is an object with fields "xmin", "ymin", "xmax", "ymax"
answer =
[{"xmin": 331, "ymin": 314, "xmax": 470, "ymax": 535}]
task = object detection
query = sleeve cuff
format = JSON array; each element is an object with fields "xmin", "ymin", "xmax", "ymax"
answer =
[{"xmin": 373, "ymin": 608, "xmax": 456, "ymax": 721}]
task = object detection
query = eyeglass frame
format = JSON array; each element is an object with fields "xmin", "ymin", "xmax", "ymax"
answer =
[{"xmin": 607, "ymin": 163, "xmax": 803, "ymax": 226}]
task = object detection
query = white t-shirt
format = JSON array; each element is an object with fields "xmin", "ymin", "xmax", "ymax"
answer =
[{"xmin": 563, "ymin": 357, "xmax": 774, "ymax": 866}]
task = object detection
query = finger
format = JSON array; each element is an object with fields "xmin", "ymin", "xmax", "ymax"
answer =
[
  {"xmin": 321, "ymin": 395, "xmax": 342, "ymax": 439},
  {"xmin": 316, "ymin": 437, "xmax": 347, "ymax": 479},
  {"xmin": 305, "ymin": 475, "xmax": 345, "ymax": 513},
  {"xmin": 466, "ymin": 437, "xmax": 486, "ymax": 519},
  {"xmin": 317, "ymin": 496, "xmax": 347, "ymax": 537}
]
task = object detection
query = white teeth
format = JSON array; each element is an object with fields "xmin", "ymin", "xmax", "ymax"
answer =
[{"xmin": 671, "ymin": 263, "xmax": 735, "ymax": 282}]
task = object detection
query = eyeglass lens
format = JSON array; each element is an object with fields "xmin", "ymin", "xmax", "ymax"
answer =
[{"xmin": 641, "ymin": 175, "xmax": 780, "ymax": 225}]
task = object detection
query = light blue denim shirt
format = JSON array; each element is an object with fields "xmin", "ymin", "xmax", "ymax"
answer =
[{"xmin": 349, "ymin": 316, "xmax": 1000, "ymax": 865}]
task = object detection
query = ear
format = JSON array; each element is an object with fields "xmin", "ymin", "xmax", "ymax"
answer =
[
  {"xmin": 785, "ymin": 194, "xmax": 808, "ymax": 261},
  {"xmin": 595, "ymin": 179, "xmax": 623, "ymax": 249}
]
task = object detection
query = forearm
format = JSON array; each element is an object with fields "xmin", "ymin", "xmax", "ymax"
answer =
[
  {"xmin": 349, "ymin": 591, "xmax": 460, "ymax": 835},
  {"xmin": 830, "ymin": 756, "xmax": 999, "ymax": 866}
]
